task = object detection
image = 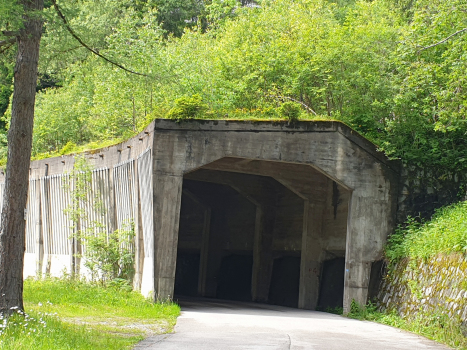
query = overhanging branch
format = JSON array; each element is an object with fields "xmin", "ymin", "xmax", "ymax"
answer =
[
  {"xmin": 0, "ymin": 42, "xmax": 14, "ymax": 55},
  {"xmin": 267, "ymin": 94, "xmax": 317, "ymax": 115},
  {"xmin": 0, "ymin": 38, "xmax": 16, "ymax": 48},
  {"xmin": 51, "ymin": 0, "xmax": 151, "ymax": 78},
  {"xmin": 418, "ymin": 28, "xmax": 467, "ymax": 53},
  {"xmin": 1, "ymin": 31, "xmax": 19, "ymax": 37}
]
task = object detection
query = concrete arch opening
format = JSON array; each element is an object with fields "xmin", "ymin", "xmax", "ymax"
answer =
[{"xmin": 174, "ymin": 158, "xmax": 351, "ymax": 309}]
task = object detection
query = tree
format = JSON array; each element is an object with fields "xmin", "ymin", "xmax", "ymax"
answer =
[{"xmin": 0, "ymin": 0, "xmax": 44, "ymax": 315}]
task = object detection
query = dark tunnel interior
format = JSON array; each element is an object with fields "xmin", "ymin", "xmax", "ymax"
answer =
[{"xmin": 174, "ymin": 164, "xmax": 349, "ymax": 310}]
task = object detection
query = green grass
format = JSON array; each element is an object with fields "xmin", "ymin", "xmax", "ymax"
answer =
[
  {"xmin": 345, "ymin": 302, "xmax": 467, "ymax": 350},
  {"xmin": 386, "ymin": 201, "xmax": 467, "ymax": 261},
  {"xmin": 0, "ymin": 278, "xmax": 180, "ymax": 350}
]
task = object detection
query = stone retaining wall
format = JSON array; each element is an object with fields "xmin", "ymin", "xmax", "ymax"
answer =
[{"xmin": 378, "ymin": 254, "xmax": 467, "ymax": 323}]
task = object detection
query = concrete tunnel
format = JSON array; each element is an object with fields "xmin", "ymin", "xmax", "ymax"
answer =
[
  {"xmin": 149, "ymin": 120, "xmax": 399, "ymax": 313},
  {"xmin": 175, "ymin": 160, "xmax": 351, "ymax": 310},
  {"xmin": 17, "ymin": 119, "xmax": 398, "ymax": 313}
]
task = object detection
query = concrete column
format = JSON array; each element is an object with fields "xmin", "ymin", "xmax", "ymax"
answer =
[
  {"xmin": 153, "ymin": 173, "xmax": 183, "ymax": 301},
  {"xmin": 298, "ymin": 200, "xmax": 325, "ymax": 310},
  {"xmin": 204, "ymin": 212, "xmax": 226, "ymax": 297},
  {"xmin": 343, "ymin": 193, "xmax": 372, "ymax": 313},
  {"xmin": 198, "ymin": 207, "xmax": 211, "ymax": 296},
  {"xmin": 251, "ymin": 205, "xmax": 275, "ymax": 302}
]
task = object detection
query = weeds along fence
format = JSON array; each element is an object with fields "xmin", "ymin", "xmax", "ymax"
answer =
[{"xmin": 0, "ymin": 146, "xmax": 153, "ymax": 290}]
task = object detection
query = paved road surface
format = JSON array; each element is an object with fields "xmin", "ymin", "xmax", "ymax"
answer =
[{"xmin": 134, "ymin": 298, "xmax": 450, "ymax": 350}]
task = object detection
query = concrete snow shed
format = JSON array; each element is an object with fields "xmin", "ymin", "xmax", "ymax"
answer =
[
  {"xmin": 10, "ymin": 119, "xmax": 399, "ymax": 313},
  {"xmin": 151, "ymin": 119, "xmax": 399, "ymax": 312}
]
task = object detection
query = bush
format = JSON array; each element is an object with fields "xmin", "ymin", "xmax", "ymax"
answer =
[
  {"xmin": 167, "ymin": 94, "xmax": 206, "ymax": 120},
  {"xmin": 58, "ymin": 141, "xmax": 77, "ymax": 155},
  {"xmin": 278, "ymin": 101, "xmax": 302, "ymax": 122},
  {"xmin": 80, "ymin": 222, "xmax": 135, "ymax": 284}
]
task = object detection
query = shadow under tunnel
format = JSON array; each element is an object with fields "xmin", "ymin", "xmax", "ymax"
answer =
[{"xmin": 174, "ymin": 161, "xmax": 350, "ymax": 310}]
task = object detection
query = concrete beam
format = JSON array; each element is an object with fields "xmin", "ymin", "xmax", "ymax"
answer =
[
  {"xmin": 153, "ymin": 174, "xmax": 183, "ymax": 301},
  {"xmin": 298, "ymin": 200, "xmax": 325, "ymax": 309}
]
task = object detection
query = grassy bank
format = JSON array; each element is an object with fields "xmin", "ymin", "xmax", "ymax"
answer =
[
  {"xmin": 0, "ymin": 278, "xmax": 180, "ymax": 350},
  {"xmin": 386, "ymin": 201, "xmax": 467, "ymax": 262},
  {"xmin": 346, "ymin": 302, "xmax": 467, "ymax": 350}
]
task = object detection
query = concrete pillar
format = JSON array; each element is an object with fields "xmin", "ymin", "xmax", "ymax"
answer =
[
  {"xmin": 153, "ymin": 174, "xmax": 183, "ymax": 301},
  {"xmin": 343, "ymin": 193, "xmax": 372, "ymax": 313},
  {"xmin": 204, "ymin": 211, "xmax": 226, "ymax": 297},
  {"xmin": 251, "ymin": 205, "xmax": 275, "ymax": 302},
  {"xmin": 198, "ymin": 207, "xmax": 211, "ymax": 296},
  {"xmin": 298, "ymin": 200, "xmax": 325, "ymax": 310}
]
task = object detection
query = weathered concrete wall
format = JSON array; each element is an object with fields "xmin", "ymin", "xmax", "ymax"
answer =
[{"xmin": 378, "ymin": 255, "xmax": 467, "ymax": 324}]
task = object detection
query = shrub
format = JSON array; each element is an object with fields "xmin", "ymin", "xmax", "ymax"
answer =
[
  {"xmin": 278, "ymin": 101, "xmax": 301, "ymax": 122},
  {"xmin": 167, "ymin": 94, "xmax": 206, "ymax": 120},
  {"xmin": 58, "ymin": 141, "xmax": 77, "ymax": 155}
]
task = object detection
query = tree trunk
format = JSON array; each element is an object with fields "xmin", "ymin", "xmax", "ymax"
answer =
[{"xmin": 0, "ymin": 0, "xmax": 43, "ymax": 315}]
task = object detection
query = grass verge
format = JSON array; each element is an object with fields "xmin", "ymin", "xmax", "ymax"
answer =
[
  {"xmin": 0, "ymin": 278, "xmax": 180, "ymax": 350},
  {"xmin": 344, "ymin": 302, "xmax": 467, "ymax": 350}
]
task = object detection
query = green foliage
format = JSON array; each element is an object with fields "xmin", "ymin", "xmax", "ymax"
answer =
[
  {"xmin": 153, "ymin": 0, "xmax": 207, "ymax": 38},
  {"xmin": 386, "ymin": 202, "xmax": 467, "ymax": 261},
  {"xmin": 64, "ymin": 157, "xmax": 135, "ymax": 284},
  {"xmin": 1, "ymin": 0, "xmax": 466, "ymax": 183},
  {"xmin": 58, "ymin": 141, "xmax": 77, "ymax": 155},
  {"xmin": 278, "ymin": 101, "xmax": 302, "ymax": 122},
  {"xmin": 167, "ymin": 94, "xmax": 207, "ymax": 120},
  {"xmin": 0, "ymin": 278, "xmax": 181, "ymax": 350},
  {"xmin": 23, "ymin": 278, "xmax": 179, "ymax": 320},
  {"xmin": 82, "ymin": 222, "xmax": 135, "ymax": 284}
]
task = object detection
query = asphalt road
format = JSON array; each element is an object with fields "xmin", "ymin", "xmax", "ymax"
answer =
[{"xmin": 134, "ymin": 298, "xmax": 450, "ymax": 350}]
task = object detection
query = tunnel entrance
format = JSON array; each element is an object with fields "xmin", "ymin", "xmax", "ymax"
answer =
[{"xmin": 174, "ymin": 158, "xmax": 351, "ymax": 310}]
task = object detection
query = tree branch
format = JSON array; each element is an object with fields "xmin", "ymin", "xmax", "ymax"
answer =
[
  {"xmin": 1, "ymin": 31, "xmax": 19, "ymax": 37},
  {"xmin": 418, "ymin": 28, "xmax": 467, "ymax": 53},
  {"xmin": 267, "ymin": 94, "xmax": 317, "ymax": 115},
  {"xmin": 0, "ymin": 42, "xmax": 14, "ymax": 55},
  {"xmin": 0, "ymin": 37, "xmax": 16, "ymax": 48},
  {"xmin": 51, "ymin": 0, "xmax": 151, "ymax": 78}
]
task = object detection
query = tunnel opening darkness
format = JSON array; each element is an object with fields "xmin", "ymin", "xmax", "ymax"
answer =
[{"xmin": 174, "ymin": 159, "xmax": 350, "ymax": 310}]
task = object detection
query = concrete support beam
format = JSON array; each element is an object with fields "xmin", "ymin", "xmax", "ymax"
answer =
[
  {"xmin": 343, "ymin": 193, "xmax": 377, "ymax": 312},
  {"xmin": 153, "ymin": 174, "xmax": 183, "ymax": 301},
  {"xmin": 298, "ymin": 200, "xmax": 325, "ymax": 309},
  {"xmin": 251, "ymin": 204, "xmax": 275, "ymax": 302},
  {"xmin": 198, "ymin": 207, "xmax": 211, "ymax": 296}
]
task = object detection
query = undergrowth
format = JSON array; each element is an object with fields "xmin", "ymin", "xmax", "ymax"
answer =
[
  {"xmin": 386, "ymin": 201, "xmax": 467, "ymax": 262},
  {"xmin": 345, "ymin": 301, "xmax": 467, "ymax": 350},
  {"xmin": 0, "ymin": 278, "xmax": 180, "ymax": 350}
]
